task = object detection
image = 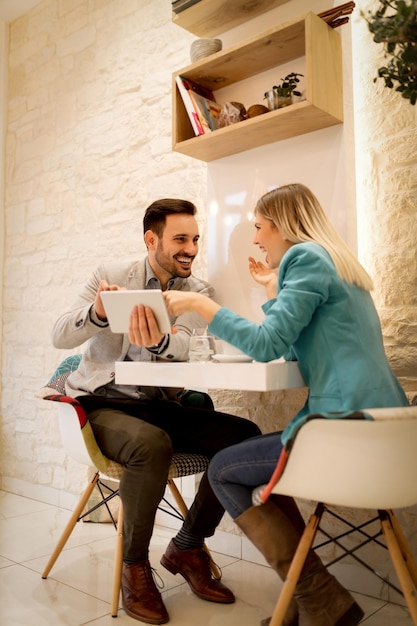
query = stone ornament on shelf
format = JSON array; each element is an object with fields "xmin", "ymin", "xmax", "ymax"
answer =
[
  {"xmin": 229, "ymin": 101, "xmax": 246, "ymax": 120},
  {"xmin": 218, "ymin": 102, "xmax": 246, "ymax": 127},
  {"xmin": 218, "ymin": 101, "xmax": 269, "ymax": 127}
]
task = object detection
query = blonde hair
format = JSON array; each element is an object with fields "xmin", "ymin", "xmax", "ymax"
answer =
[{"xmin": 256, "ymin": 184, "xmax": 373, "ymax": 291}]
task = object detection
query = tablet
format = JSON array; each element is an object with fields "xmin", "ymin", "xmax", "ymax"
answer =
[{"xmin": 100, "ymin": 289, "xmax": 172, "ymax": 334}]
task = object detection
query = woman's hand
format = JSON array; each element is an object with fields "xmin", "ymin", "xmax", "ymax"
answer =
[
  {"xmin": 164, "ymin": 290, "xmax": 221, "ymax": 323},
  {"xmin": 248, "ymin": 257, "xmax": 278, "ymax": 300}
]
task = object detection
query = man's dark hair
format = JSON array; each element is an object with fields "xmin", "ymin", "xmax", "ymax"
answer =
[{"xmin": 143, "ymin": 199, "xmax": 197, "ymax": 237}]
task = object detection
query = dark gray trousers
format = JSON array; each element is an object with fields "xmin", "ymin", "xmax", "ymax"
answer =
[{"xmin": 80, "ymin": 397, "xmax": 261, "ymax": 560}]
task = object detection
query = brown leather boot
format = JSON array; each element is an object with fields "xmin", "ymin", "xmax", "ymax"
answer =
[
  {"xmin": 260, "ymin": 607, "xmax": 298, "ymax": 626},
  {"xmin": 122, "ymin": 560, "xmax": 169, "ymax": 624},
  {"xmin": 235, "ymin": 501, "xmax": 364, "ymax": 626},
  {"xmin": 160, "ymin": 539, "xmax": 235, "ymax": 603}
]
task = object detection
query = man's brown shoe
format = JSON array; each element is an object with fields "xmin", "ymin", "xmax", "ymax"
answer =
[
  {"xmin": 160, "ymin": 539, "xmax": 235, "ymax": 604},
  {"xmin": 122, "ymin": 560, "xmax": 169, "ymax": 624}
]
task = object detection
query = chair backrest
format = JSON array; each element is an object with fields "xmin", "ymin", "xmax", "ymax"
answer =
[
  {"xmin": 37, "ymin": 355, "xmax": 123, "ymax": 479},
  {"xmin": 56, "ymin": 400, "xmax": 95, "ymax": 468},
  {"xmin": 270, "ymin": 406, "xmax": 417, "ymax": 510}
]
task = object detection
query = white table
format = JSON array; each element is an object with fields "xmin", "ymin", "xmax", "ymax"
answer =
[{"xmin": 115, "ymin": 359, "xmax": 305, "ymax": 392}]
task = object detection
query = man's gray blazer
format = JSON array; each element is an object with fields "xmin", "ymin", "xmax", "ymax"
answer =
[{"xmin": 51, "ymin": 257, "xmax": 214, "ymax": 397}]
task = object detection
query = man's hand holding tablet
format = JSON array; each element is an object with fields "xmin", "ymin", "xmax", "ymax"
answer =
[{"xmin": 100, "ymin": 288, "xmax": 172, "ymax": 348}]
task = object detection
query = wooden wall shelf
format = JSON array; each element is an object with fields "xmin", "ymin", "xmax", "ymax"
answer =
[
  {"xmin": 172, "ymin": 0, "xmax": 290, "ymax": 37},
  {"xmin": 172, "ymin": 12, "xmax": 343, "ymax": 162}
]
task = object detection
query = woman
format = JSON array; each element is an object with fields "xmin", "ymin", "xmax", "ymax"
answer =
[{"xmin": 164, "ymin": 183, "xmax": 408, "ymax": 626}]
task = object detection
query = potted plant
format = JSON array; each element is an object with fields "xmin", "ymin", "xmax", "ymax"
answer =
[
  {"xmin": 264, "ymin": 72, "xmax": 303, "ymax": 110},
  {"xmin": 363, "ymin": 0, "xmax": 417, "ymax": 105}
]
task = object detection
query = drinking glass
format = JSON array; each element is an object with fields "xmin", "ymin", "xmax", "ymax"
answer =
[{"xmin": 188, "ymin": 328, "xmax": 215, "ymax": 362}]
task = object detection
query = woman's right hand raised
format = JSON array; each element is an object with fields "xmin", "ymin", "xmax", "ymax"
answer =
[{"xmin": 248, "ymin": 257, "xmax": 278, "ymax": 299}]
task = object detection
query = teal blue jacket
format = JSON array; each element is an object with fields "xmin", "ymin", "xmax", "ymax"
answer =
[{"xmin": 209, "ymin": 242, "xmax": 407, "ymax": 432}]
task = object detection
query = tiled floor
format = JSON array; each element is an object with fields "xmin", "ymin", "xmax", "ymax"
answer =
[{"xmin": 0, "ymin": 489, "xmax": 413, "ymax": 626}]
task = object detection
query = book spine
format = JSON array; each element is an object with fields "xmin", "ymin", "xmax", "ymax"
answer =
[
  {"xmin": 189, "ymin": 91, "xmax": 212, "ymax": 133},
  {"xmin": 172, "ymin": 0, "xmax": 202, "ymax": 14},
  {"xmin": 200, "ymin": 97, "xmax": 216, "ymax": 131},
  {"xmin": 175, "ymin": 76, "xmax": 205, "ymax": 136}
]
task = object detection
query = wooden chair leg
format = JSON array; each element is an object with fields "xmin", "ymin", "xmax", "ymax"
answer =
[
  {"xmin": 167, "ymin": 477, "xmax": 222, "ymax": 581},
  {"xmin": 111, "ymin": 500, "xmax": 124, "ymax": 617},
  {"xmin": 167, "ymin": 478, "xmax": 189, "ymax": 519},
  {"xmin": 380, "ymin": 511, "xmax": 417, "ymax": 626},
  {"xmin": 270, "ymin": 503, "xmax": 324, "ymax": 626},
  {"xmin": 42, "ymin": 472, "xmax": 100, "ymax": 579},
  {"xmin": 387, "ymin": 509, "xmax": 417, "ymax": 589}
]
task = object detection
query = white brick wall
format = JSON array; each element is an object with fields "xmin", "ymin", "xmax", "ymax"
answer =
[{"xmin": 2, "ymin": 0, "xmax": 207, "ymax": 499}]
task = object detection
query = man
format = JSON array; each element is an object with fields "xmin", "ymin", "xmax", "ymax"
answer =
[{"xmin": 52, "ymin": 198, "xmax": 261, "ymax": 624}]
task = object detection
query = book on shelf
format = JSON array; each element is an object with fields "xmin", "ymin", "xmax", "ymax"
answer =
[
  {"xmin": 189, "ymin": 90, "xmax": 223, "ymax": 131},
  {"xmin": 175, "ymin": 75, "xmax": 220, "ymax": 136},
  {"xmin": 172, "ymin": 0, "xmax": 202, "ymax": 14}
]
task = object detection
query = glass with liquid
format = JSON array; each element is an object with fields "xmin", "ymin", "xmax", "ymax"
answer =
[{"xmin": 188, "ymin": 328, "xmax": 214, "ymax": 362}]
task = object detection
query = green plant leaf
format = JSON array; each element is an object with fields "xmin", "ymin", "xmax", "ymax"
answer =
[{"xmin": 363, "ymin": 0, "xmax": 417, "ymax": 105}]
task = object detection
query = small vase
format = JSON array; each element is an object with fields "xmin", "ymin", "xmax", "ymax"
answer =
[
  {"xmin": 264, "ymin": 90, "xmax": 293, "ymax": 111},
  {"xmin": 276, "ymin": 94, "xmax": 293, "ymax": 109}
]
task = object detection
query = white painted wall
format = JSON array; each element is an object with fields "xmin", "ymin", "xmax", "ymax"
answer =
[
  {"xmin": 206, "ymin": 126, "xmax": 349, "ymax": 321},
  {"xmin": 205, "ymin": 1, "xmax": 355, "ymax": 322}
]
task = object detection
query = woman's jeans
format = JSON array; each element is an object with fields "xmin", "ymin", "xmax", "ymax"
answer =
[
  {"xmin": 208, "ymin": 431, "xmax": 284, "ymax": 519},
  {"xmin": 79, "ymin": 396, "xmax": 261, "ymax": 560}
]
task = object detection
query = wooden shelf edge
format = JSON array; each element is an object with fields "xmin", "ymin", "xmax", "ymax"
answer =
[
  {"xmin": 172, "ymin": 11, "xmax": 344, "ymax": 162},
  {"xmin": 172, "ymin": 0, "xmax": 291, "ymax": 37},
  {"xmin": 172, "ymin": 101, "xmax": 343, "ymax": 162},
  {"xmin": 173, "ymin": 13, "xmax": 309, "ymax": 92}
]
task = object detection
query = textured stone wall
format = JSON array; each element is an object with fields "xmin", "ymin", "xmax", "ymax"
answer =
[
  {"xmin": 1, "ymin": 0, "xmax": 207, "ymax": 501},
  {"xmin": 352, "ymin": 1, "xmax": 417, "ymax": 394}
]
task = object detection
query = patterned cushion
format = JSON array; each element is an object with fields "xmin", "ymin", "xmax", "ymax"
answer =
[
  {"xmin": 169, "ymin": 452, "xmax": 210, "ymax": 479},
  {"xmin": 36, "ymin": 354, "xmax": 82, "ymax": 398}
]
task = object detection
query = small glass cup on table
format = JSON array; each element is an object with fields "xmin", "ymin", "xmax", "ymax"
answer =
[{"xmin": 188, "ymin": 328, "xmax": 215, "ymax": 362}]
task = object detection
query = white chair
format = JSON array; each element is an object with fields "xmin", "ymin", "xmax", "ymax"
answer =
[
  {"xmin": 37, "ymin": 355, "xmax": 219, "ymax": 617},
  {"xmin": 254, "ymin": 406, "xmax": 417, "ymax": 626}
]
